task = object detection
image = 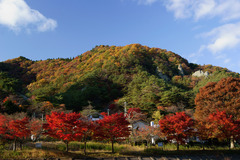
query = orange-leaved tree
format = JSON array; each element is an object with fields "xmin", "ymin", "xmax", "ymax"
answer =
[
  {"xmin": 94, "ymin": 112, "xmax": 130, "ymax": 153},
  {"xmin": 194, "ymin": 120, "xmax": 212, "ymax": 150},
  {"xmin": 159, "ymin": 112, "xmax": 194, "ymax": 150},
  {"xmin": 206, "ymin": 110, "xmax": 240, "ymax": 149},
  {"xmin": 194, "ymin": 77, "xmax": 240, "ymax": 121}
]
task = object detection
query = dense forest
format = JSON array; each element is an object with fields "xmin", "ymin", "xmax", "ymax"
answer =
[{"xmin": 0, "ymin": 44, "xmax": 239, "ymax": 118}]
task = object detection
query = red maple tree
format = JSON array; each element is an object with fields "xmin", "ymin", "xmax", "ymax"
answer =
[
  {"xmin": 0, "ymin": 114, "xmax": 32, "ymax": 150},
  {"xmin": 75, "ymin": 116, "xmax": 95, "ymax": 155},
  {"xmin": 94, "ymin": 112, "xmax": 130, "ymax": 153},
  {"xmin": 7, "ymin": 117, "xmax": 31, "ymax": 151},
  {"xmin": 43, "ymin": 112, "xmax": 82, "ymax": 152},
  {"xmin": 206, "ymin": 110, "xmax": 240, "ymax": 149},
  {"xmin": 29, "ymin": 118, "xmax": 43, "ymax": 141},
  {"xmin": 159, "ymin": 112, "xmax": 194, "ymax": 150},
  {"xmin": 0, "ymin": 114, "xmax": 8, "ymax": 141}
]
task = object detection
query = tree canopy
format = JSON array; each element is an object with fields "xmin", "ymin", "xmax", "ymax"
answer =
[{"xmin": 194, "ymin": 77, "xmax": 240, "ymax": 120}]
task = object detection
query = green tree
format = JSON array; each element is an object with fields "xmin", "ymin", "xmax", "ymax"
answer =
[{"xmin": 152, "ymin": 110, "xmax": 164, "ymax": 123}]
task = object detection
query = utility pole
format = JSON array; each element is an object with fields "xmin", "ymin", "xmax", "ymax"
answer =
[{"xmin": 124, "ymin": 101, "xmax": 127, "ymax": 117}]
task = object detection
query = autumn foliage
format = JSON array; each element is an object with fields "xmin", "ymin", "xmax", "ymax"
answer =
[
  {"xmin": 94, "ymin": 112, "xmax": 130, "ymax": 153},
  {"xmin": 159, "ymin": 112, "xmax": 194, "ymax": 150},
  {"xmin": 136, "ymin": 125, "xmax": 163, "ymax": 146},
  {"xmin": 0, "ymin": 114, "xmax": 32, "ymax": 151},
  {"xmin": 75, "ymin": 117, "xmax": 95, "ymax": 155},
  {"xmin": 29, "ymin": 118, "xmax": 43, "ymax": 141},
  {"xmin": 126, "ymin": 108, "xmax": 147, "ymax": 123},
  {"xmin": 195, "ymin": 110, "xmax": 240, "ymax": 149},
  {"xmin": 195, "ymin": 77, "xmax": 240, "ymax": 121},
  {"xmin": 206, "ymin": 110, "xmax": 240, "ymax": 142},
  {"xmin": 43, "ymin": 112, "xmax": 82, "ymax": 152},
  {"xmin": 0, "ymin": 114, "xmax": 8, "ymax": 139}
]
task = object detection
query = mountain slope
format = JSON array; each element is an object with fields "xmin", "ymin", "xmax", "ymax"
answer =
[{"xmin": 0, "ymin": 44, "xmax": 238, "ymax": 115}]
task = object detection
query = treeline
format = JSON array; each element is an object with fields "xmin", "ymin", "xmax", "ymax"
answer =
[{"xmin": 0, "ymin": 111, "xmax": 129, "ymax": 154}]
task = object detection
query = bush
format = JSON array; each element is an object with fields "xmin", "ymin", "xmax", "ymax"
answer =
[{"xmin": 56, "ymin": 144, "xmax": 66, "ymax": 151}]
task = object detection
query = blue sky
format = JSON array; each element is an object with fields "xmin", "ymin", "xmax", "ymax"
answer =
[{"xmin": 1, "ymin": 0, "xmax": 240, "ymax": 73}]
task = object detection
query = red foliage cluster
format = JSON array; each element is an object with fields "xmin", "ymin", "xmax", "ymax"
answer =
[
  {"xmin": 206, "ymin": 110, "xmax": 239, "ymax": 140},
  {"xmin": 126, "ymin": 108, "xmax": 144, "ymax": 120},
  {"xmin": 43, "ymin": 112, "xmax": 82, "ymax": 144},
  {"xmin": 0, "ymin": 114, "xmax": 41, "ymax": 151},
  {"xmin": 0, "ymin": 116, "xmax": 31, "ymax": 141},
  {"xmin": 195, "ymin": 110, "xmax": 240, "ymax": 149},
  {"xmin": 159, "ymin": 112, "xmax": 194, "ymax": 150},
  {"xmin": 94, "ymin": 112, "xmax": 130, "ymax": 153},
  {"xmin": 43, "ymin": 112, "xmax": 130, "ymax": 153}
]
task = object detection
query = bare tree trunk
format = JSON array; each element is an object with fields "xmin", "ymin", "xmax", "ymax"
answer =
[
  {"xmin": 66, "ymin": 141, "xmax": 69, "ymax": 152},
  {"xmin": 177, "ymin": 143, "xmax": 179, "ymax": 151},
  {"xmin": 131, "ymin": 124, "xmax": 135, "ymax": 146},
  {"xmin": 20, "ymin": 141, "xmax": 22, "ymax": 150},
  {"xmin": 84, "ymin": 136, "xmax": 87, "ymax": 155},
  {"xmin": 112, "ymin": 137, "xmax": 115, "ymax": 153},
  {"xmin": 13, "ymin": 139, "xmax": 17, "ymax": 151},
  {"xmin": 230, "ymin": 136, "xmax": 234, "ymax": 149}
]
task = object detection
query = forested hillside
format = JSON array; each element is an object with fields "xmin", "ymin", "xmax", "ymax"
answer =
[{"xmin": 0, "ymin": 44, "xmax": 239, "ymax": 117}]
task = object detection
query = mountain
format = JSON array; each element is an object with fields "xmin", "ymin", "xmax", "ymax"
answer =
[{"xmin": 0, "ymin": 44, "xmax": 239, "ymax": 116}]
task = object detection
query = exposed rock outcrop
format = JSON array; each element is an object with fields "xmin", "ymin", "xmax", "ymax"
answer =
[
  {"xmin": 178, "ymin": 64, "xmax": 184, "ymax": 75},
  {"xmin": 192, "ymin": 70, "xmax": 209, "ymax": 77},
  {"xmin": 156, "ymin": 67, "xmax": 170, "ymax": 81}
]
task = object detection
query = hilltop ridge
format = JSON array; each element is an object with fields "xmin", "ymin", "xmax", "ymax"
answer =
[{"xmin": 0, "ymin": 44, "xmax": 238, "ymax": 116}]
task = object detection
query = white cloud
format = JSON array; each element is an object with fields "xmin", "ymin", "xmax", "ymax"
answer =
[
  {"xmin": 161, "ymin": 0, "xmax": 240, "ymax": 59},
  {"xmin": 202, "ymin": 22, "xmax": 240, "ymax": 53},
  {"xmin": 162, "ymin": 0, "xmax": 240, "ymax": 21},
  {"xmin": 194, "ymin": 0, "xmax": 216, "ymax": 20},
  {"xmin": 135, "ymin": 0, "xmax": 158, "ymax": 5},
  {"xmin": 0, "ymin": 0, "xmax": 57, "ymax": 32},
  {"xmin": 136, "ymin": 0, "xmax": 240, "ymax": 21},
  {"xmin": 224, "ymin": 58, "xmax": 231, "ymax": 64},
  {"xmin": 164, "ymin": 0, "xmax": 193, "ymax": 19},
  {"xmin": 135, "ymin": 0, "xmax": 240, "ymax": 61}
]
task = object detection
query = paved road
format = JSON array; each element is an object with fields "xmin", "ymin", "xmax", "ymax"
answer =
[{"xmin": 37, "ymin": 155, "xmax": 240, "ymax": 160}]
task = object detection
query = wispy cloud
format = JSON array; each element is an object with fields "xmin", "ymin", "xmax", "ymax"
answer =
[
  {"xmin": 0, "ymin": 0, "xmax": 57, "ymax": 32},
  {"xmin": 160, "ymin": 0, "xmax": 240, "ymax": 66},
  {"xmin": 163, "ymin": 0, "xmax": 240, "ymax": 21},
  {"xmin": 135, "ymin": 0, "xmax": 158, "ymax": 5},
  {"xmin": 135, "ymin": 0, "xmax": 240, "ymax": 63},
  {"xmin": 163, "ymin": 0, "xmax": 193, "ymax": 19},
  {"xmin": 224, "ymin": 58, "xmax": 231, "ymax": 64},
  {"xmin": 202, "ymin": 22, "xmax": 240, "ymax": 53}
]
